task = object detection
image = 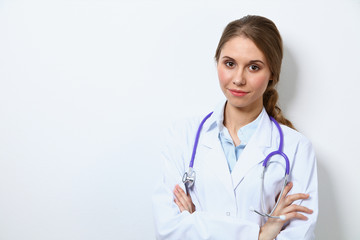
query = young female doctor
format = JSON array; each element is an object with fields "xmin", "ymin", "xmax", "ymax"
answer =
[{"xmin": 153, "ymin": 15, "xmax": 318, "ymax": 240}]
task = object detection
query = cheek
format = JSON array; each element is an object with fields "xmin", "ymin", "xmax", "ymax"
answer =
[
  {"xmin": 217, "ymin": 66, "xmax": 231, "ymax": 86},
  {"xmin": 252, "ymin": 74, "xmax": 270, "ymax": 93}
]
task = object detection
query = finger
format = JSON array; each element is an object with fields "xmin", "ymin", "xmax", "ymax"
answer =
[
  {"xmin": 285, "ymin": 212, "xmax": 309, "ymax": 221},
  {"xmin": 284, "ymin": 204, "xmax": 313, "ymax": 215},
  {"xmin": 284, "ymin": 193, "xmax": 310, "ymax": 205},
  {"xmin": 173, "ymin": 187, "xmax": 186, "ymax": 203},
  {"xmin": 174, "ymin": 186, "xmax": 192, "ymax": 211},
  {"xmin": 175, "ymin": 185, "xmax": 191, "ymax": 201},
  {"xmin": 274, "ymin": 182, "xmax": 293, "ymax": 209},
  {"xmin": 280, "ymin": 182, "xmax": 293, "ymax": 200},
  {"xmin": 174, "ymin": 197, "xmax": 186, "ymax": 212},
  {"xmin": 176, "ymin": 185, "xmax": 186, "ymax": 195},
  {"xmin": 174, "ymin": 191, "xmax": 188, "ymax": 212},
  {"xmin": 175, "ymin": 185, "xmax": 193, "ymax": 210},
  {"xmin": 176, "ymin": 185, "xmax": 193, "ymax": 201},
  {"xmin": 191, "ymin": 202, "xmax": 196, "ymax": 213},
  {"xmin": 174, "ymin": 185, "xmax": 189, "ymax": 203}
]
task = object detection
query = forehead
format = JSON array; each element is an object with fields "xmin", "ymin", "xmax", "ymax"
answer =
[{"xmin": 220, "ymin": 36, "xmax": 266, "ymax": 62}]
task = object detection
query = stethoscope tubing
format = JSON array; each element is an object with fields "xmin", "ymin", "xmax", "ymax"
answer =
[
  {"xmin": 183, "ymin": 111, "xmax": 291, "ymax": 220},
  {"xmin": 263, "ymin": 116, "xmax": 290, "ymax": 175},
  {"xmin": 189, "ymin": 112, "xmax": 213, "ymax": 168}
]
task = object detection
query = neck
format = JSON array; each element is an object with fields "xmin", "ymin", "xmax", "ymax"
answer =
[{"xmin": 223, "ymin": 102, "xmax": 263, "ymax": 133}]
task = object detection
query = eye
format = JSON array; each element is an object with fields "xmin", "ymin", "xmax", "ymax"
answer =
[
  {"xmin": 225, "ymin": 61, "xmax": 235, "ymax": 68},
  {"xmin": 249, "ymin": 64, "xmax": 260, "ymax": 71}
]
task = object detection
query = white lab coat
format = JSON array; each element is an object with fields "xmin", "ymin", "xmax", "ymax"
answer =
[{"xmin": 152, "ymin": 102, "xmax": 318, "ymax": 240}]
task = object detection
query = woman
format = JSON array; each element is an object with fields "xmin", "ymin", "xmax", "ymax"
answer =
[{"xmin": 153, "ymin": 15, "xmax": 318, "ymax": 239}]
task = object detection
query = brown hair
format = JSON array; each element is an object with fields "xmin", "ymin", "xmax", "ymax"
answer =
[{"xmin": 215, "ymin": 15, "xmax": 295, "ymax": 129}]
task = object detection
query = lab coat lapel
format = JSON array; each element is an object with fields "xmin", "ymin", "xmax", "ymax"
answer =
[
  {"xmin": 231, "ymin": 112, "xmax": 273, "ymax": 190},
  {"xmin": 200, "ymin": 129, "xmax": 235, "ymax": 195}
]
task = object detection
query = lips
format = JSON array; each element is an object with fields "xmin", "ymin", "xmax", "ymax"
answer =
[{"xmin": 228, "ymin": 89, "xmax": 249, "ymax": 97}]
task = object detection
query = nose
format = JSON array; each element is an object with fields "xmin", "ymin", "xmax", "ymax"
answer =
[{"xmin": 232, "ymin": 69, "xmax": 246, "ymax": 86}]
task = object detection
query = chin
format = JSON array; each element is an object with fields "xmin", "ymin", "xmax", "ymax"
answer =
[{"xmin": 226, "ymin": 98, "xmax": 262, "ymax": 111}]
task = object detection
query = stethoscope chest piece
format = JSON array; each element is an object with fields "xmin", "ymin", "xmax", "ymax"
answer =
[
  {"xmin": 182, "ymin": 112, "xmax": 291, "ymax": 220},
  {"xmin": 182, "ymin": 167, "xmax": 196, "ymax": 194}
]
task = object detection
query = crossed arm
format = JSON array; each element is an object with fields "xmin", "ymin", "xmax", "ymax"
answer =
[{"xmin": 173, "ymin": 182, "xmax": 313, "ymax": 240}]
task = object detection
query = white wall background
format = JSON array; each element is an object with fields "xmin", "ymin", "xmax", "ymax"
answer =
[{"xmin": 0, "ymin": 0, "xmax": 359, "ymax": 239}]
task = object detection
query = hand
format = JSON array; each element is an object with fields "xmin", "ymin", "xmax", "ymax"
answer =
[
  {"xmin": 258, "ymin": 182, "xmax": 313, "ymax": 240},
  {"xmin": 173, "ymin": 184, "xmax": 196, "ymax": 213}
]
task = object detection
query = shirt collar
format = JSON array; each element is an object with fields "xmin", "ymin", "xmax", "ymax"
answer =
[
  {"xmin": 235, "ymin": 109, "xmax": 263, "ymax": 145},
  {"xmin": 204, "ymin": 99, "xmax": 265, "ymax": 142}
]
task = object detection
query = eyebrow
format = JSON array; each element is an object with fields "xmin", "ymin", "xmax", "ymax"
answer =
[
  {"xmin": 249, "ymin": 60, "xmax": 265, "ymax": 65},
  {"xmin": 221, "ymin": 56, "xmax": 265, "ymax": 65}
]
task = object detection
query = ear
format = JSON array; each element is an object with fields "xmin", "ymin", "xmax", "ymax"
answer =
[{"xmin": 269, "ymin": 73, "xmax": 274, "ymax": 82}]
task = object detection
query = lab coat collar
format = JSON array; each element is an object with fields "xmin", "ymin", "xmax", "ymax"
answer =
[
  {"xmin": 231, "ymin": 110, "xmax": 273, "ymax": 189},
  {"xmin": 199, "ymin": 100, "xmax": 274, "ymax": 191},
  {"xmin": 202, "ymin": 100, "xmax": 226, "ymax": 134},
  {"xmin": 201, "ymin": 100, "xmax": 272, "ymax": 149}
]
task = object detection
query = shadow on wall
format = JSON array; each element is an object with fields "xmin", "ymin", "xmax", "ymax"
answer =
[
  {"xmin": 277, "ymin": 46, "xmax": 299, "ymax": 113},
  {"xmin": 278, "ymin": 46, "xmax": 343, "ymax": 238},
  {"xmin": 315, "ymin": 156, "xmax": 343, "ymax": 239}
]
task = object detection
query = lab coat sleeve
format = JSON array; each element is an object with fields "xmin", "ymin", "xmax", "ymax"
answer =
[
  {"xmin": 152, "ymin": 120, "xmax": 260, "ymax": 240},
  {"xmin": 276, "ymin": 137, "xmax": 318, "ymax": 240}
]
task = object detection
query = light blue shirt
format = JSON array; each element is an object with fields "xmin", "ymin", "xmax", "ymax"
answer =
[{"xmin": 218, "ymin": 109, "xmax": 264, "ymax": 172}]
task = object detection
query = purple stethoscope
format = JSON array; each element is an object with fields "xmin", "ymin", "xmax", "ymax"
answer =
[{"xmin": 182, "ymin": 112, "xmax": 290, "ymax": 220}]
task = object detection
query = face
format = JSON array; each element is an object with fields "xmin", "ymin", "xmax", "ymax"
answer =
[{"xmin": 217, "ymin": 36, "xmax": 272, "ymax": 112}]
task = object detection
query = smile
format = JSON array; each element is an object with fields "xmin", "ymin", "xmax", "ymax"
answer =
[{"xmin": 228, "ymin": 89, "xmax": 249, "ymax": 97}]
